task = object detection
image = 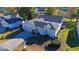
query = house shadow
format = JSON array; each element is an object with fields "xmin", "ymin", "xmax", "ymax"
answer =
[
  {"xmin": 6, "ymin": 28, "xmax": 22, "ymax": 39},
  {"xmin": 26, "ymin": 35, "xmax": 61, "ymax": 51},
  {"xmin": 7, "ymin": 29, "xmax": 61, "ymax": 51},
  {"xmin": 66, "ymin": 29, "xmax": 79, "ymax": 47},
  {"xmin": 26, "ymin": 35, "xmax": 52, "ymax": 45}
]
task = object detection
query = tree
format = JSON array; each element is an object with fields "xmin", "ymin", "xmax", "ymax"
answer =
[
  {"xmin": 75, "ymin": 8, "xmax": 79, "ymax": 22},
  {"xmin": 70, "ymin": 8, "xmax": 79, "ymax": 22},
  {"xmin": 67, "ymin": 8, "xmax": 78, "ymax": 22},
  {"xmin": 70, "ymin": 13, "xmax": 75, "ymax": 21},
  {"xmin": 31, "ymin": 7, "xmax": 38, "ymax": 18},
  {"xmin": 46, "ymin": 7, "xmax": 58, "ymax": 16},
  {"xmin": 6, "ymin": 7, "xmax": 17, "ymax": 15},
  {"xmin": 17, "ymin": 7, "xmax": 33, "ymax": 20}
]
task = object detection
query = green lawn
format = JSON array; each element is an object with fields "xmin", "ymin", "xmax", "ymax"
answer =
[
  {"xmin": 0, "ymin": 28, "xmax": 20, "ymax": 40},
  {"xmin": 64, "ymin": 18, "xmax": 79, "ymax": 22}
]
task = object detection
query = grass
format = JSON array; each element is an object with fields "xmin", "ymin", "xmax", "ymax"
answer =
[
  {"xmin": 64, "ymin": 18, "xmax": 71, "ymax": 22},
  {"xmin": 0, "ymin": 28, "xmax": 20, "ymax": 40},
  {"xmin": 61, "ymin": 22, "xmax": 79, "ymax": 51},
  {"xmin": 64, "ymin": 18, "xmax": 79, "ymax": 22}
]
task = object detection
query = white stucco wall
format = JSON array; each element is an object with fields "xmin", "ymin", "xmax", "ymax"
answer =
[{"xmin": 22, "ymin": 20, "xmax": 35, "ymax": 32}]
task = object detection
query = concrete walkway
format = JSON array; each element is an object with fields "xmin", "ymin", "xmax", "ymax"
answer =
[{"xmin": 58, "ymin": 30, "xmax": 67, "ymax": 51}]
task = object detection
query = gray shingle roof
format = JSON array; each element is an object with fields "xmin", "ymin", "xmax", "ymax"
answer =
[
  {"xmin": 33, "ymin": 15, "xmax": 64, "ymax": 31},
  {"xmin": 50, "ymin": 22, "xmax": 60, "ymax": 30},
  {"xmin": 40, "ymin": 15, "xmax": 64, "ymax": 23},
  {"xmin": 34, "ymin": 21, "xmax": 49, "ymax": 28},
  {"xmin": 49, "ymin": 23, "xmax": 56, "ymax": 30},
  {"xmin": 37, "ymin": 7, "xmax": 46, "ymax": 11},
  {"xmin": 34, "ymin": 21, "xmax": 55, "ymax": 30}
]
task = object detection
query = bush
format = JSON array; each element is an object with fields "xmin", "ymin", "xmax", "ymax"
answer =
[{"xmin": 52, "ymin": 39, "xmax": 61, "ymax": 45}]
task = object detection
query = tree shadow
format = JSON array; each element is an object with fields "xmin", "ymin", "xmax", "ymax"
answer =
[
  {"xmin": 45, "ymin": 43, "xmax": 61, "ymax": 51},
  {"xmin": 26, "ymin": 35, "xmax": 52, "ymax": 45},
  {"xmin": 26, "ymin": 35, "xmax": 61, "ymax": 51},
  {"xmin": 6, "ymin": 28, "xmax": 22, "ymax": 39}
]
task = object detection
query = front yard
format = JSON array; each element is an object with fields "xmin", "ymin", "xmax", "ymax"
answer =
[{"xmin": 0, "ymin": 28, "xmax": 20, "ymax": 40}]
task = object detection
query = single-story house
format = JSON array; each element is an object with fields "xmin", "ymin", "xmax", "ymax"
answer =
[
  {"xmin": 3, "ymin": 15, "xmax": 12, "ymax": 19},
  {"xmin": 22, "ymin": 15, "xmax": 64, "ymax": 39},
  {"xmin": 35, "ymin": 7, "xmax": 47, "ymax": 15},
  {"xmin": 34, "ymin": 16, "xmax": 64, "ymax": 37}
]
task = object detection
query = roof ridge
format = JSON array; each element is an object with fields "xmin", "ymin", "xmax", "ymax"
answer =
[{"xmin": 49, "ymin": 23, "xmax": 56, "ymax": 30}]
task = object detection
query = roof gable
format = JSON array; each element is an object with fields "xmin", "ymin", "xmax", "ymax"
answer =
[
  {"xmin": 34, "ymin": 21, "xmax": 49, "ymax": 28},
  {"xmin": 49, "ymin": 23, "xmax": 56, "ymax": 30},
  {"xmin": 34, "ymin": 21, "xmax": 56, "ymax": 30},
  {"xmin": 50, "ymin": 22, "xmax": 60, "ymax": 30}
]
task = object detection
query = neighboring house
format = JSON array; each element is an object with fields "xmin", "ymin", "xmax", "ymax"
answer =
[
  {"xmin": 35, "ymin": 7, "xmax": 47, "ymax": 16},
  {"xmin": 76, "ymin": 22, "xmax": 79, "ymax": 37},
  {"xmin": 3, "ymin": 15, "xmax": 12, "ymax": 19},
  {"xmin": 0, "ymin": 7, "xmax": 19, "ymax": 18},
  {"xmin": 0, "ymin": 24, "xmax": 6, "ymax": 33},
  {"xmin": 0, "ymin": 8, "xmax": 10, "ymax": 16},
  {"xmin": 23, "ymin": 15, "xmax": 64, "ymax": 39},
  {"xmin": 0, "ymin": 18, "xmax": 6, "ymax": 33},
  {"xmin": 0, "ymin": 16, "xmax": 22, "ymax": 30},
  {"xmin": 57, "ymin": 7, "xmax": 76, "ymax": 18}
]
